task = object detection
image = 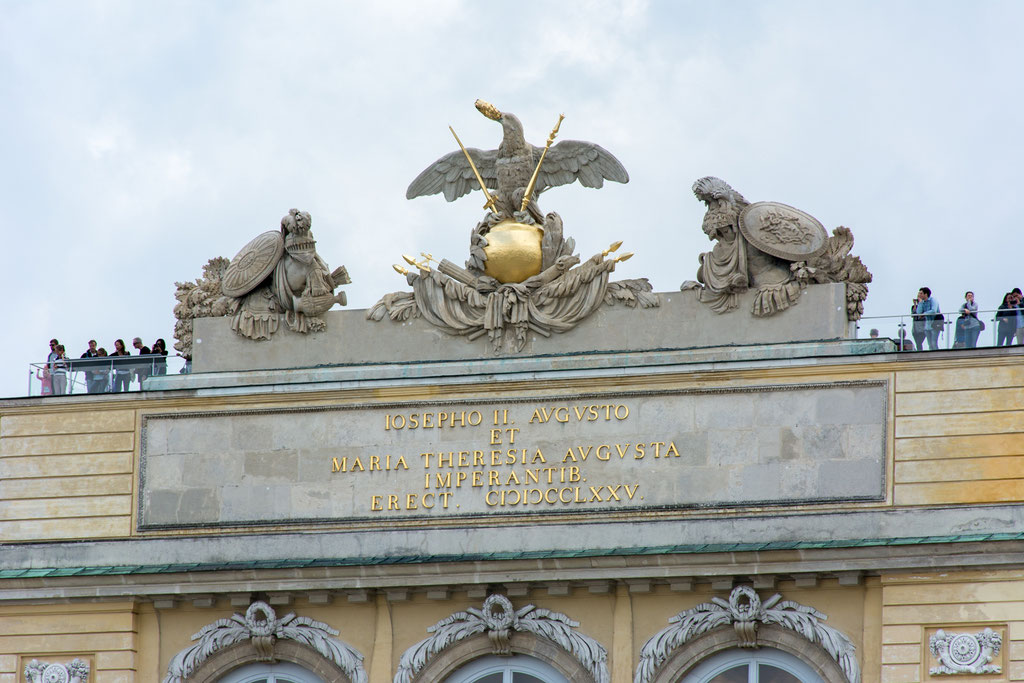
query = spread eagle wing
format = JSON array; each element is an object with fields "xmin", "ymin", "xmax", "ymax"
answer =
[
  {"xmin": 406, "ymin": 148, "xmax": 499, "ymax": 202},
  {"xmin": 534, "ymin": 140, "xmax": 629, "ymax": 192}
]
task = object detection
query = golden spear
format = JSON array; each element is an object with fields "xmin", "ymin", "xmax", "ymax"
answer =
[
  {"xmin": 449, "ymin": 126, "xmax": 500, "ymax": 214},
  {"xmin": 520, "ymin": 114, "xmax": 565, "ymax": 213}
]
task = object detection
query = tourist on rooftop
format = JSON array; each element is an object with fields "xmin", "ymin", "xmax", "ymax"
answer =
[
  {"xmin": 111, "ymin": 339, "xmax": 131, "ymax": 392},
  {"xmin": 896, "ymin": 328, "xmax": 915, "ymax": 351},
  {"xmin": 1014, "ymin": 288, "xmax": 1024, "ymax": 345},
  {"xmin": 132, "ymin": 337, "xmax": 151, "ymax": 390},
  {"xmin": 152, "ymin": 338, "xmax": 168, "ymax": 376},
  {"xmin": 996, "ymin": 292, "xmax": 1018, "ymax": 346},
  {"xmin": 81, "ymin": 340, "xmax": 106, "ymax": 393},
  {"xmin": 912, "ymin": 287, "xmax": 941, "ymax": 350},
  {"xmin": 956, "ymin": 291, "xmax": 983, "ymax": 349},
  {"xmin": 96, "ymin": 347, "xmax": 110, "ymax": 392},
  {"xmin": 51, "ymin": 345, "xmax": 68, "ymax": 395}
]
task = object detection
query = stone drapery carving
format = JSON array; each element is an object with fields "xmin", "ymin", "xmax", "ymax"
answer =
[
  {"xmin": 374, "ymin": 101, "xmax": 657, "ymax": 352},
  {"xmin": 395, "ymin": 594, "xmax": 609, "ymax": 683},
  {"xmin": 635, "ymin": 586, "xmax": 860, "ymax": 683},
  {"xmin": 172, "ymin": 209, "xmax": 350, "ymax": 358},
  {"xmin": 162, "ymin": 600, "xmax": 367, "ymax": 683},
  {"xmin": 929, "ymin": 628, "xmax": 1002, "ymax": 675},
  {"xmin": 23, "ymin": 658, "xmax": 89, "ymax": 683},
  {"xmin": 369, "ymin": 249, "xmax": 657, "ymax": 353},
  {"xmin": 681, "ymin": 177, "xmax": 871, "ymax": 320}
]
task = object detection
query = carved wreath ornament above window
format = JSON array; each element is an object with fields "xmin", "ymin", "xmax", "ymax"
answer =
[
  {"xmin": 634, "ymin": 586, "xmax": 860, "ymax": 683},
  {"xmin": 162, "ymin": 600, "xmax": 367, "ymax": 683},
  {"xmin": 395, "ymin": 594, "xmax": 609, "ymax": 683}
]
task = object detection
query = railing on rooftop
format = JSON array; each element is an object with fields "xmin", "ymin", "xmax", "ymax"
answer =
[
  {"xmin": 27, "ymin": 355, "xmax": 189, "ymax": 397},
  {"xmin": 856, "ymin": 307, "xmax": 1021, "ymax": 350},
  {"xmin": 20, "ymin": 308, "xmax": 1024, "ymax": 397}
]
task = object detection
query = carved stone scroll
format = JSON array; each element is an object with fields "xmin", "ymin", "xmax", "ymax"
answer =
[
  {"xmin": 929, "ymin": 628, "xmax": 1002, "ymax": 675},
  {"xmin": 395, "ymin": 594, "xmax": 609, "ymax": 683},
  {"xmin": 162, "ymin": 600, "xmax": 367, "ymax": 683},
  {"xmin": 635, "ymin": 586, "xmax": 860, "ymax": 683}
]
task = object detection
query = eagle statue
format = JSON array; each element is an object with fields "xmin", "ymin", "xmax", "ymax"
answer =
[{"xmin": 406, "ymin": 99, "xmax": 629, "ymax": 220}]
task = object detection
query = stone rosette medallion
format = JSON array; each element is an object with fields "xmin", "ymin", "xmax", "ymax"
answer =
[{"xmin": 929, "ymin": 628, "xmax": 1002, "ymax": 675}]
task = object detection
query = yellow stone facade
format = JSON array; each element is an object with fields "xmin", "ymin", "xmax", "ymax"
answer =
[{"xmin": 2, "ymin": 351, "xmax": 1022, "ymax": 683}]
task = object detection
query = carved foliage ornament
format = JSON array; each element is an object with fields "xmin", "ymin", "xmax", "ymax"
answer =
[
  {"xmin": 929, "ymin": 628, "xmax": 1002, "ymax": 675},
  {"xmin": 162, "ymin": 601, "xmax": 367, "ymax": 683},
  {"xmin": 395, "ymin": 594, "xmax": 609, "ymax": 683},
  {"xmin": 635, "ymin": 586, "xmax": 860, "ymax": 683},
  {"xmin": 23, "ymin": 659, "xmax": 89, "ymax": 683}
]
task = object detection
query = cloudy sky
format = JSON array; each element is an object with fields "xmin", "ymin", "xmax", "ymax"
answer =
[{"xmin": 2, "ymin": 1, "xmax": 1021, "ymax": 396}]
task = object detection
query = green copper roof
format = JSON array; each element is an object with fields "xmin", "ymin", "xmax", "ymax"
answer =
[{"xmin": 1, "ymin": 532, "xmax": 1021, "ymax": 579}]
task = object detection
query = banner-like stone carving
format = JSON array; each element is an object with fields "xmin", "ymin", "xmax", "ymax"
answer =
[{"xmin": 139, "ymin": 381, "xmax": 885, "ymax": 529}]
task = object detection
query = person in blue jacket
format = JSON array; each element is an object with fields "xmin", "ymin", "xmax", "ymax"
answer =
[{"xmin": 912, "ymin": 286, "xmax": 941, "ymax": 350}]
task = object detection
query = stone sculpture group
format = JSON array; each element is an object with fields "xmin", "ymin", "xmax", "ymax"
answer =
[{"xmin": 172, "ymin": 103, "xmax": 871, "ymax": 358}]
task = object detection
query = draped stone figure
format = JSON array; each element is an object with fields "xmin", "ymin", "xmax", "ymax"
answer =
[
  {"xmin": 682, "ymin": 177, "xmax": 872, "ymax": 320},
  {"xmin": 173, "ymin": 209, "xmax": 350, "ymax": 358}
]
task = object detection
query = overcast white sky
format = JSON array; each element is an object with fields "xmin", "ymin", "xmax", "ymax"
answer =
[{"xmin": 2, "ymin": 1, "xmax": 1021, "ymax": 397}]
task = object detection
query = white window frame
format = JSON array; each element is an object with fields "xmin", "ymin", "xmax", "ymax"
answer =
[
  {"xmin": 444, "ymin": 654, "xmax": 570, "ymax": 683},
  {"xmin": 682, "ymin": 647, "xmax": 823, "ymax": 683},
  {"xmin": 217, "ymin": 660, "xmax": 324, "ymax": 683}
]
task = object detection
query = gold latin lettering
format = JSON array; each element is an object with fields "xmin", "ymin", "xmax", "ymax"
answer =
[
  {"xmin": 407, "ymin": 493, "xmax": 417, "ymax": 509},
  {"xmin": 422, "ymin": 493, "xmax": 435, "ymax": 508},
  {"xmin": 371, "ymin": 495, "xmax": 383, "ymax": 511},
  {"xmin": 388, "ymin": 495, "xmax": 399, "ymax": 510},
  {"xmin": 472, "ymin": 471, "xmax": 483, "ymax": 487},
  {"xmin": 332, "ymin": 457, "xmax": 343, "ymax": 472}
]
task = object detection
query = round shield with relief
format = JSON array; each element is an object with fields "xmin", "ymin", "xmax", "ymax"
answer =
[
  {"xmin": 738, "ymin": 201, "xmax": 828, "ymax": 260},
  {"xmin": 221, "ymin": 230, "xmax": 285, "ymax": 297}
]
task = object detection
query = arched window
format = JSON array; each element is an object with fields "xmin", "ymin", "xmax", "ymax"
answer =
[
  {"xmin": 445, "ymin": 655, "xmax": 571, "ymax": 683},
  {"xmin": 217, "ymin": 661, "xmax": 324, "ymax": 683},
  {"xmin": 682, "ymin": 648, "xmax": 823, "ymax": 683}
]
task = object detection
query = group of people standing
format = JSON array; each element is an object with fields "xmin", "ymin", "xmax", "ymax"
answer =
[
  {"xmin": 895, "ymin": 286, "xmax": 1024, "ymax": 351},
  {"xmin": 41, "ymin": 337, "xmax": 169, "ymax": 395}
]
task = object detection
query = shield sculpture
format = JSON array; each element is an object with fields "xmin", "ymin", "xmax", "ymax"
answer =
[
  {"xmin": 221, "ymin": 230, "xmax": 285, "ymax": 297},
  {"xmin": 738, "ymin": 201, "xmax": 828, "ymax": 261}
]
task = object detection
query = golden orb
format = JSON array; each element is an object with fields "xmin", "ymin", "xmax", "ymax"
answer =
[{"xmin": 482, "ymin": 221, "xmax": 544, "ymax": 283}]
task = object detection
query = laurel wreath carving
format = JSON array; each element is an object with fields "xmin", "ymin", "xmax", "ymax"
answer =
[
  {"xmin": 162, "ymin": 601, "xmax": 367, "ymax": 683},
  {"xmin": 634, "ymin": 586, "xmax": 859, "ymax": 683},
  {"xmin": 395, "ymin": 594, "xmax": 609, "ymax": 683}
]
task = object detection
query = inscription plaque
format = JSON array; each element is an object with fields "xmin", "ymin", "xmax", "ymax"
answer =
[{"xmin": 138, "ymin": 382, "xmax": 886, "ymax": 529}]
